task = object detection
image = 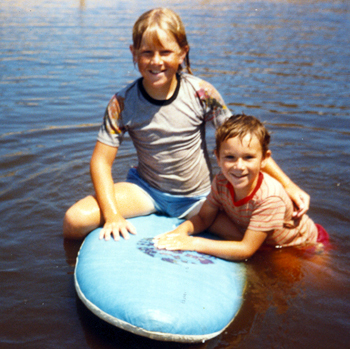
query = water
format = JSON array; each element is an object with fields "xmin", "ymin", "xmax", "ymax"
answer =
[{"xmin": 1, "ymin": 0, "xmax": 349, "ymax": 348}]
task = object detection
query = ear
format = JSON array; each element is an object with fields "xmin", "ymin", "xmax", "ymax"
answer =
[
  {"xmin": 261, "ymin": 150, "xmax": 271, "ymax": 169},
  {"xmin": 130, "ymin": 45, "xmax": 137, "ymax": 63},
  {"xmin": 214, "ymin": 149, "xmax": 220, "ymax": 166},
  {"xmin": 178, "ymin": 45, "xmax": 189, "ymax": 64}
]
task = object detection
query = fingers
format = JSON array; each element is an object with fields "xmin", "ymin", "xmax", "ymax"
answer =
[
  {"xmin": 153, "ymin": 233, "xmax": 183, "ymax": 250},
  {"xmin": 154, "ymin": 240, "xmax": 177, "ymax": 250},
  {"xmin": 284, "ymin": 181, "xmax": 310, "ymax": 219},
  {"xmin": 292, "ymin": 193, "xmax": 310, "ymax": 218},
  {"xmin": 293, "ymin": 205, "xmax": 306, "ymax": 218},
  {"xmin": 99, "ymin": 220, "xmax": 137, "ymax": 241},
  {"xmin": 153, "ymin": 233, "xmax": 178, "ymax": 244}
]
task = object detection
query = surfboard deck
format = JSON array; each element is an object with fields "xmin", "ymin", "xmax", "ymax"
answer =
[{"xmin": 74, "ymin": 214, "xmax": 246, "ymax": 343}]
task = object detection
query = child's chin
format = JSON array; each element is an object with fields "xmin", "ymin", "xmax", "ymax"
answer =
[
  {"xmin": 229, "ymin": 175, "xmax": 248, "ymax": 186},
  {"xmin": 229, "ymin": 178, "xmax": 251, "ymax": 190}
]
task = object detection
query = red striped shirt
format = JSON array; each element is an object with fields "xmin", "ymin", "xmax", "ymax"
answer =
[{"xmin": 207, "ymin": 172, "xmax": 318, "ymax": 247}]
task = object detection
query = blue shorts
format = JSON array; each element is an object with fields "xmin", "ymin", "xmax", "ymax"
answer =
[{"xmin": 126, "ymin": 168, "xmax": 208, "ymax": 218}]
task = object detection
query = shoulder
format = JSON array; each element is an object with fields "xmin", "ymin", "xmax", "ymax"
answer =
[
  {"xmin": 179, "ymin": 74, "xmax": 231, "ymax": 123},
  {"xmin": 248, "ymin": 175, "xmax": 289, "ymax": 226},
  {"xmin": 115, "ymin": 78, "xmax": 140, "ymax": 99},
  {"xmin": 260, "ymin": 173, "xmax": 288, "ymax": 197},
  {"xmin": 179, "ymin": 72, "xmax": 204, "ymax": 86},
  {"xmin": 207, "ymin": 172, "xmax": 229, "ymax": 207},
  {"xmin": 253, "ymin": 173, "xmax": 293, "ymax": 210},
  {"xmin": 107, "ymin": 78, "xmax": 143, "ymax": 116},
  {"xmin": 210, "ymin": 172, "xmax": 230, "ymax": 197},
  {"xmin": 213, "ymin": 172, "xmax": 229, "ymax": 187},
  {"xmin": 180, "ymin": 73, "xmax": 221, "ymax": 98}
]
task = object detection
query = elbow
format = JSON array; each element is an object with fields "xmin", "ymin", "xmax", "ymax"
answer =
[
  {"xmin": 226, "ymin": 247, "xmax": 256, "ymax": 262},
  {"xmin": 239, "ymin": 245, "xmax": 258, "ymax": 260},
  {"xmin": 227, "ymin": 253, "xmax": 252, "ymax": 262},
  {"xmin": 235, "ymin": 252, "xmax": 254, "ymax": 261},
  {"xmin": 90, "ymin": 152, "xmax": 100, "ymax": 170},
  {"xmin": 90, "ymin": 155, "xmax": 106, "ymax": 179}
]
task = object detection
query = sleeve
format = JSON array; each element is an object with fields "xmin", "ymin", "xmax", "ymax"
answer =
[
  {"xmin": 97, "ymin": 95, "xmax": 126, "ymax": 147},
  {"xmin": 247, "ymin": 196, "xmax": 286, "ymax": 232},
  {"xmin": 196, "ymin": 79, "xmax": 232, "ymax": 127}
]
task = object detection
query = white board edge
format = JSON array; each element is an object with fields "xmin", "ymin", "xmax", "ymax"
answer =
[{"xmin": 74, "ymin": 269, "xmax": 234, "ymax": 343}]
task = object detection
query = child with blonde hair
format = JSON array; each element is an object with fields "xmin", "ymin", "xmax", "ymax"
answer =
[
  {"xmin": 63, "ymin": 9, "xmax": 310, "ymax": 241},
  {"xmin": 155, "ymin": 114, "xmax": 329, "ymax": 260}
]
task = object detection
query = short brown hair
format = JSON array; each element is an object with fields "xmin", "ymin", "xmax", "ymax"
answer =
[
  {"xmin": 215, "ymin": 114, "xmax": 271, "ymax": 156},
  {"xmin": 132, "ymin": 8, "xmax": 192, "ymax": 74}
]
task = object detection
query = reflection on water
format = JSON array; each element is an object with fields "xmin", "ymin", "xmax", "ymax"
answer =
[{"xmin": 1, "ymin": 0, "xmax": 349, "ymax": 348}]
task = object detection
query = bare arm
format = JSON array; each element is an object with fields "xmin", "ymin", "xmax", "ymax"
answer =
[
  {"xmin": 90, "ymin": 141, "xmax": 136, "ymax": 240},
  {"xmin": 154, "ymin": 200, "xmax": 218, "ymax": 245},
  {"xmin": 155, "ymin": 200, "xmax": 270, "ymax": 260},
  {"xmin": 189, "ymin": 229, "xmax": 267, "ymax": 260},
  {"xmin": 156, "ymin": 223, "xmax": 268, "ymax": 261},
  {"xmin": 263, "ymin": 157, "xmax": 310, "ymax": 218}
]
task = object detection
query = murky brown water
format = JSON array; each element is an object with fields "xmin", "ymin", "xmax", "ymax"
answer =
[{"xmin": 1, "ymin": 0, "xmax": 349, "ymax": 348}]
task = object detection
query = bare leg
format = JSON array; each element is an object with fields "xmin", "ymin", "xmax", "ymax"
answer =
[
  {"xmin": 63, "ymin": 182, "xmax": 156, "ymax": 239},
  {"xmin": 209, "ymin": 212, "xmax": 243, "ymax": 241}
]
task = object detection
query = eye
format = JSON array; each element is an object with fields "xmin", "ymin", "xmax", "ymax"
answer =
[
  {"xmin": 160, "ymin": 50, "xmax": 172, "ymax": 56},
  {"xmin": 140, "ymin": 50, "xmax": 152, "ymax": 56}
]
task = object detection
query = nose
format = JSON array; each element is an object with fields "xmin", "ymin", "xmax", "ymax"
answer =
[
  {"xmin": 151, "ymin": 52, "xmax": 162, "ymax": 64},
  {"xmin": 234, "ymin": 158, "xmax": 245, "ymax": 170}
]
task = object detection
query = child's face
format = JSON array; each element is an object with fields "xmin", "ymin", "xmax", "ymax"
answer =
[
  {"xmin": 216, "ymin": 133, "xmax": 271, "ymax": 201},
  {"xmin": 130, "ymin": 29, "xmax": 188, "ymax": 99}
]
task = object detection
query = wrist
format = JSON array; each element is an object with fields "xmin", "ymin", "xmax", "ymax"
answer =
[
  {"xmin": 190, "ymin": 236, "xmax": 203, "ymax": 253},
  {"xmin": 103, "ymin": 211, "xmax": 122, "ymax": 223}
]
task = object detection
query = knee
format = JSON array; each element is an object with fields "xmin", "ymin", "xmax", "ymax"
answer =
[{"xmin": 63, "ymin": 205, "xmax": 87, "ymax": 240}]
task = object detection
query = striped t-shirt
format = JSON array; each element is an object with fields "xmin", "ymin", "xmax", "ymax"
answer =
[{"xmin": 207, "ymin": 172, "xmax": 318, "ymax": 247}]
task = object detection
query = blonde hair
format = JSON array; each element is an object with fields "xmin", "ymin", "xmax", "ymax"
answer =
[
  {"xmin": 132, "ymin": 8, "xmax": 192, "ymax": 74},
  {"xmin": 216, "ymin": 114, "xmax": 271, "ymax": 156}
]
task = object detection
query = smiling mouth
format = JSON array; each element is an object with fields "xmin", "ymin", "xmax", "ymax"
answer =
[
  {"xmin": 231, "ymin": 173, "xmax": 247, "ymax": 179},
  {"xmin": 149, "ymin": 69, "xmax": 165, "ymax": 75}
]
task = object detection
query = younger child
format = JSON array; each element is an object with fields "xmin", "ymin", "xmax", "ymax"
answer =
[{"xmin": 154, "ymin": 114, "xmax": 329, "ymax": 260}]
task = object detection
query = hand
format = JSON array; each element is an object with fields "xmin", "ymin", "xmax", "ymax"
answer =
[
  {"xmin": 284, "ymin": 182, "xmax": 310, "ymax": 218},
  {"xmin": 153, "ymin": 231, "xmax": 193, "ymax": 251},
  {"xmin": 99, "ymin": 216, "xmax": 136, "ymax": 241}
]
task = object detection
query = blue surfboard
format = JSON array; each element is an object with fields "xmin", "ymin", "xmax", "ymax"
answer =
[{"xmin": 74, "ymin": 214, "xmax": 246, "ymax": 343}]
